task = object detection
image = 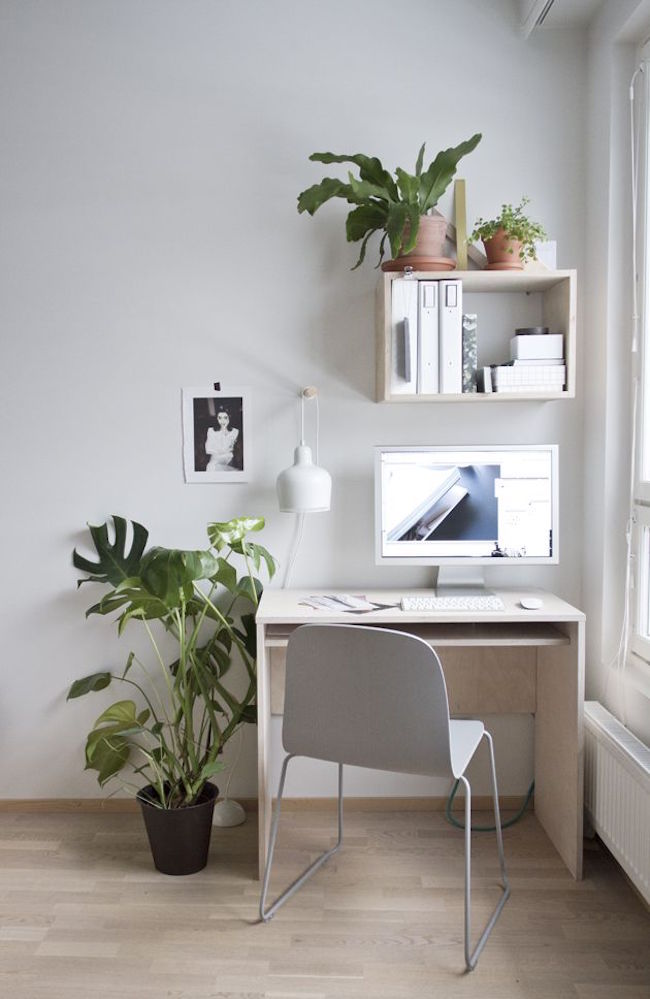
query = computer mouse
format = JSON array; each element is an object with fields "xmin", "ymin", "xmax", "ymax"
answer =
[{"xmin": 519, "ymin": 597, "xmax": 543, "ymax": 610}]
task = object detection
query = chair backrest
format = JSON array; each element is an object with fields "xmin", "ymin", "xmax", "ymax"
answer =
[{"xmin": 282, "ymin": 624, "xmax": 453, "ymax": 778}]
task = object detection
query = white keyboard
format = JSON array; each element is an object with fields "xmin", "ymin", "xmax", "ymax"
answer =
[{"xmin": 401, "ymin": 593, "xmax": 505, "ymax": 612}]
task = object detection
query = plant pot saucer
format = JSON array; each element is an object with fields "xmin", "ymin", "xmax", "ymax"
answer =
[
  {"xmin": 484, "ymin": 261, "xmax": 524, "ymax": 271},
  {"xmin": 381, "ymin": 256, "xmax": 455, "ymax": 273}
]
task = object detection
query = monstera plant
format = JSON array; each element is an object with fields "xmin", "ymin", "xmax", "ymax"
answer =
[
  {"xmin": 68, "ymin": 515, "xmax": 276, "ymax": 874},
  {"xmin": 297, "ymin": 133, "xmax": 482, "ymax": 269}
]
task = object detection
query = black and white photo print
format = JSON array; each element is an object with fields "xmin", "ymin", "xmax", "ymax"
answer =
[{"xmin": 182, "ymin": 387, "xmax": 250, "ymax": 483}]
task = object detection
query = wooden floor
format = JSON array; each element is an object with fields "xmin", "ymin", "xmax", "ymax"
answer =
[{"xmin": 0, "ymin": 808, "xmax": 648, "ymax": 999}]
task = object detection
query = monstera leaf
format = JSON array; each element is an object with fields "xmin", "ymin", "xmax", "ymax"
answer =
[
  {"xmin": 105, "ymin": 578, "xmax": 171, "ymax": 632},
  {"xmin": 233, "ymin": 613, "xmax": 257, "ymax": 658},
  {"xmin": 84, "ymin": 700, "xmax": 150, "ymax": 786},
  {"xmin": 207, "ymin": 519, "xmax": 276, "ymax": 582},
  {"xmin": 73, "ymin": 516, "xmax": 148, "ymax": 587},
  {"xmin": 67, "ymin": 671, "xmax": 113, "ymax": 699},
  {"xmin": 208, "ymin": 517, "xmax": 265, "ymax": 551},
  {"xmin": 139, "ymin": 547, "xmax": 221, "ymax": 608}
]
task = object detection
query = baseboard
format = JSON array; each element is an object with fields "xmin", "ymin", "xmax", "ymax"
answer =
[
  {"xmin": 0, "ymin": 795, "xmax": 528, "ymax": 814},
  {"xmin": 0, "ymin": 798, "xmax": 258, "ymax": 813},
  {"xmin": 271, "ymin": 795, "xmax": 527, "ymax": 812},
  {"xmin": 0, "ymin": 798, "xmax": 143, "ymax": 813}
]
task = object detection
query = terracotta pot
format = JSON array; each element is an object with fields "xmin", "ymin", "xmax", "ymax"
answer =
[
  {"xmin": 483, "ymin": 229, "xmax": 524, "ymax": 270},
  {"xmin": 382, "ymin": 214, "xmax": 451, "ymax": 271}
]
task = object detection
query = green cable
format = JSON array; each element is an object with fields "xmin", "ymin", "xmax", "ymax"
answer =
[{"xmin": 444, "ymin": 779, "xmax": 535, "ymax": 832}]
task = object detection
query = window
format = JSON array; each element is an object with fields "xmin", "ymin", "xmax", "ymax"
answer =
[
  {"xmin": 630, "ymin": 40, "xmax": 650, "ymax": 684},
  {"xmin": 631, "ymin": 509, "xmax": 650, "ymax": 664}
]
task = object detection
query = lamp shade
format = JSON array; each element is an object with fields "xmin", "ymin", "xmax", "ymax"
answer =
[{"xmin": 276, "ymin": 444, "xmax": 331, "ymax": 513}]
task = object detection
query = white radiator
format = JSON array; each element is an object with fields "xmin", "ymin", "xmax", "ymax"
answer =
[{"xmin": 584, "ymin": 701, "xmax": 650, "ymax": 904}]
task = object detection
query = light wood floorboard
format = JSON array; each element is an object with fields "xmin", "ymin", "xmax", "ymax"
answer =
[{"xmin": 0, "ymin": 809, "xmax": 648, "ymax": 998}]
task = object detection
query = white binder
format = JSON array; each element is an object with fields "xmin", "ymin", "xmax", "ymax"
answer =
[
  {"xmin": 439, "ymin": 279, "xmax": 463, "ymax": 394},
  {"xmin": 417, "ymin": 281, "xmax": 439, "ymax": 394},
  {"xmin": 390, "ymin": 278, "xmax": 419, "ymax": 395}
]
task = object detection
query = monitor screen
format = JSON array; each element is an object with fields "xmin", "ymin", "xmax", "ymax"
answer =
[{"xmin": 375, "ymin": 445, "xmax": 558, "ymax": 565}]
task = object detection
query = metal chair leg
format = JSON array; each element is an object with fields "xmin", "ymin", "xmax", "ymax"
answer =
[
  {"xmin": 259, "ymin": 757, "xmax": 343, "ymax": 922},
  {"xmin": 485, "ymin": 731, "xmax": 510, "ymax": 893},
  {"xmin": 462, "ymin": 732, "xmax": 511, "ymax": 972}
]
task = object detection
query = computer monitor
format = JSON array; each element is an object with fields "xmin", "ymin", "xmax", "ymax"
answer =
[{"xmin": 375, "ymin": 445, "xmax": 558, "ymax": 567}]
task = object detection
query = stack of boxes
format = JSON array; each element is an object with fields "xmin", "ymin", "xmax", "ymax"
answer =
[{"xmin": 482, "ymin": 326, "xmax": 565, "ymax": 394}]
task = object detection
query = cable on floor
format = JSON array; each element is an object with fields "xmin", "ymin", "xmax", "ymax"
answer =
[{"xmin": 444, "ymin": 779, "xmax": 535, "ymax": 832}]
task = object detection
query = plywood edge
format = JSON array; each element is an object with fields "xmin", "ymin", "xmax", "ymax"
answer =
[{"xmin": 375, "ymin": 277, "xmax": 390, "ymax": 401}]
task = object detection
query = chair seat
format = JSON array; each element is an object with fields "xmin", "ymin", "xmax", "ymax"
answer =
[{"xmin": 449, "ymin": 719, "xmax": 485, "ymax": 778}]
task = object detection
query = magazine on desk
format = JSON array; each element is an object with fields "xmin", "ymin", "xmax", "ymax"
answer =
[{"xmin": 299, "ymin": 594, "xmax": 396, "ymax": 614}]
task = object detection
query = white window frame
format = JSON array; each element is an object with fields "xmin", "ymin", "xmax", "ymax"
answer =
[
  {"xmin": 630, "ymin": 39, "xmax": 650, "ymax": 677},
  {"xmin": 630, "ymin": 507, "xmax": 650, "ymax": 663}
]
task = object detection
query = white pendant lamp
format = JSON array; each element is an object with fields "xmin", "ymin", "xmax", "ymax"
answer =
[{"xmin": 276, "ymin": 387, "xmax": 331, "ymax": 513}]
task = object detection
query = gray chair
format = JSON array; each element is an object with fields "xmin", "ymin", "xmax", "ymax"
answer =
[{"xmin": 259, "ymin": 624, "xmax": 510, "ymax": 971}]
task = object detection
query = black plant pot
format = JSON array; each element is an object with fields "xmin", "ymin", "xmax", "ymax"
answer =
[{"xmin": 137, "ymin": 782, "xmax": 218, "ymax": 875}]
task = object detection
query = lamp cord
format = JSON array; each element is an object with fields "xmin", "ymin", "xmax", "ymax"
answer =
[
  {"xmin": 283, "ymin": 512, "xmax": 305, "ymax": 588},
  {"xmin": 445, "ymin": 779, "xmax": 535, "ymax": 832},
  {"xmin": 299, "ymin": 389, "xmax": 320, "ymax": 461}
]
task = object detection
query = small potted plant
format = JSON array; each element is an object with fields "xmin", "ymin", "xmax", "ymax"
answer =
[
  {"xmin": 468, "ymin": 196, "xmax": 547, "ymax": 270},
  {"xmin": 297, "ymin": 134, "xmax": 482, "ymax": 271},
  {"xmin": 68, "ymin": 515, "xmax": 276, "ymax": 875}
]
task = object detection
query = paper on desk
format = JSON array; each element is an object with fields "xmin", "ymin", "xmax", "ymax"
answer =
[{"xmin": 299, "ymin": 594, "xmax": 395, "ymax": 613}]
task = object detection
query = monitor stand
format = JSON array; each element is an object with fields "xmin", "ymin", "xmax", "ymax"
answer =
[{"xmin": 430, "ymin": 566, "xmax": 492, "ymax": 597}]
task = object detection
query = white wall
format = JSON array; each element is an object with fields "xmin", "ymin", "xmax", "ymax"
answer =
[{"xmin": 0, "ymin": 0, "xmax": 588, "ymax": 799}]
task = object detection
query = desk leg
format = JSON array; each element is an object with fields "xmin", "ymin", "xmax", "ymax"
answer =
[
  {"xmin": 535, "ymin": 620, "xmax": 585, "ymax": 879},
  {"xmin": 256, "ymin": 624, "xmax": 272, "ymax": 881}
]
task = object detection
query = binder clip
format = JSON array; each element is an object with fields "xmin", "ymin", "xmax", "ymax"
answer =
[{"xmin": 213, "ymin": 382, "xmax": 221, "ymax": 391}]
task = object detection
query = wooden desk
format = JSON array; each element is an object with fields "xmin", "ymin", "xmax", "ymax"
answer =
[{"xmin": 255, "ymin": 588, "xmax": 585, "ymax": 881}]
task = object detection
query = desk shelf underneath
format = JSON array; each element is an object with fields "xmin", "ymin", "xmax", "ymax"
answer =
[{"xmin": 264, "ymin": 621, "xmax": 570, "ymax": 648}]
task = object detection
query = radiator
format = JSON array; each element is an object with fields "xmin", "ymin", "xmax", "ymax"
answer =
[{"xmin": 584, "ymin": 701, "xmax": 650, "ymax": 904}]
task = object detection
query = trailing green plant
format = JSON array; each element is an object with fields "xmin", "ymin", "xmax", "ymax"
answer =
[
  {"xmin": 297, "ymin": 134, "xmax": 482, "ymax": 269},
  {"xmin": 68, "ymin": 515, "xmax": 276, "ymax": 809},
  {"xmin": 468, "ymin": 196, "xmax": 547, "ymax": 263}
]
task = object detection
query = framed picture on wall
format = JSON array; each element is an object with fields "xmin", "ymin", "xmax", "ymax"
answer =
[{"xmin": 182, "ymin": 386, "xmax": 251, "ymax": 483}]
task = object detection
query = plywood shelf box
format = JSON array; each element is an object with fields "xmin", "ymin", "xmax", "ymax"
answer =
[{"xmin": 375, "ymin": 268, "xmax": 577, "ymax": 402}]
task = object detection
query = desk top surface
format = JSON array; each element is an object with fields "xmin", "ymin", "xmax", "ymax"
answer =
[{"xmin": 256, "ymin": 588, "xmax": 584, "ymax": 625}]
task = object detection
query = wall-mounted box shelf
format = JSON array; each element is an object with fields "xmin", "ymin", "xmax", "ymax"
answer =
[{"xmin": 375, "ymin": 269, "xmax": 577, "ymax": 402}]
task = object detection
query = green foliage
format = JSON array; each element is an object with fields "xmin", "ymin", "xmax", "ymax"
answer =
[
  {"xmin": 69, "ymin": 516, "xmax": 277, "ymax": 809},
  {"xmin": 468, "ymin": 197, "xmax": 547, "ymax": 263},
  {"xmin": 67, "ymin": 671, "xmax": 112, "ymax": 698},
  {"xmin": 297, "ymin": 135, "xmax": 482, "ymax": 269},
  {"xmin": 73, "ymin": 516, "xmax": 148, "ymax": 586}
]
